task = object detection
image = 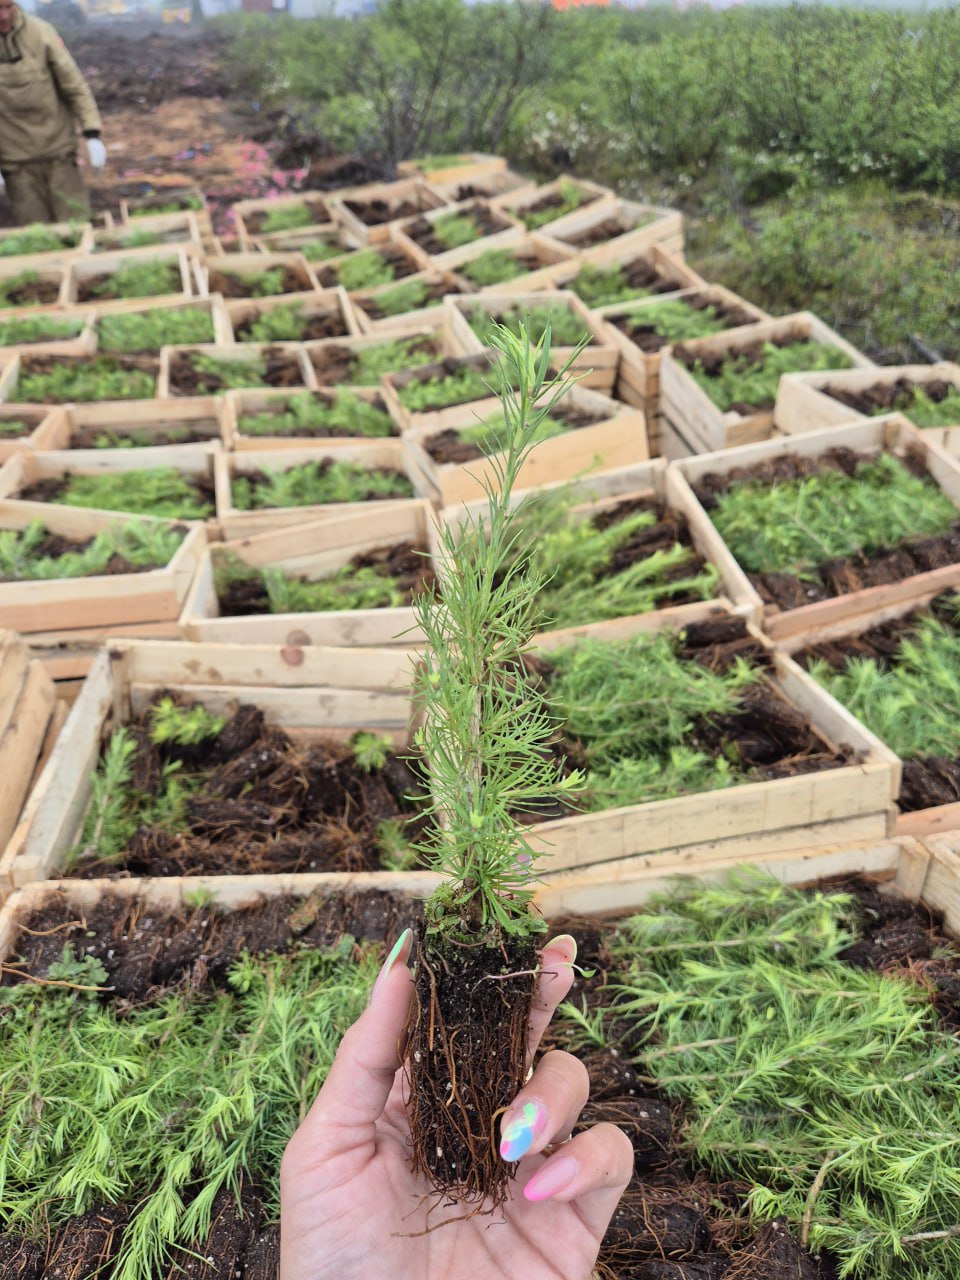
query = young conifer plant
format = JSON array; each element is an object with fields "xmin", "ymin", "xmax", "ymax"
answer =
[{"xmin": 405, "ymin": 323, "xmax": 583, "ymax": 1208}]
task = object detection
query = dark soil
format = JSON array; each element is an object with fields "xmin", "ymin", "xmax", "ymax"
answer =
[
  {"xmin": 69, "ymin": 423, "xmax": 219, "ymax": 448},
  {"xmin": 361, "ymin": 278, "xmax": 453, "ymax": 320},
  {"xmin": 169, "ymin": 347, "xmax": 304, "ymax": 395},
  {"xmin": 70, "ymin": 30, "xmax": 232, "ymax": 114},
  {"xmin": 16, "ymin": 472, "xmax": 217, "ymax": 516},
  {"xmin": 77, "ymin": 267, "xmax": 182, "ymax": 303},
  {"xmin": 823, "ymin": 376, "xmax": 958, "ymax": 417},
  {"xmin": 611, "ymin": 292, "xmax": 759, "ymax": 353},
  {"xmin": 67, "ymin": 695, "xmax": 431, "ymax": 879},
  {"xmin": 242, "ymin": 198, "xmax": 330, "ymax": 234},
  {"xmin": 216, "ymin": 539, "xmax": 435, "ymax": 615},
  {"xmin": 207, "ymin": 266, "xmax": 310, "ymax": 299},
  {"xmin": 559, "ymin": 215, "xmax": 630, "ymax": 249},
  {"xmin": 674, "ymin": 330, "xmax": 805, "ymax": 414},
  {"xmin": 343, "ymin": 196, "xmax": 427, "ymax": 226},
  {"xmin": 4, "ymin": 278, "xmax": 61, "ymax": 306},
  {"xmin": 314, "ymin": 244, "xmax": 421, "ymax": 288},
  {"xmin": 404, "ymin": 202, "xmax": 513, "ymax": 255},
  {"xmin": 793, "ymin": 592, "xmax": 960, "ymax": 812},
  {"xmin": 423, "ymin": 399, "xmax": 607, "ymax": 464},
  {"xmin": 234, "ymin": 306, "xmax": 349, "ymax": 342},
  {"xmin": 239, "ymin": 392, "xmax": 398, "ymax": 440},
  {"xmin": 309, "ymin": 336, "xmax": 439, "ymax": 385},
  {"xmin": 692, "ymin": 445, "xmax": 960, "ymax": 611}
]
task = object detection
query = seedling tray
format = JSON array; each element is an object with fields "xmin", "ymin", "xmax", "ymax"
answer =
[
  {"xmin": 393, "ymin": 197, "xmax": 521, "ymax": 268},
  {"xmin": 65, "ymin": 247, "xmax": 195, "ymax": 306},
  {"xmin": 37, "ymin": 395, "xmax": 227, "ymax": 455},
  {"xmin": 396, "ymin": 152, "xmax": 508, "ymax": 186},
  {"xmin": 776, "ymin": 361, "xmax": 960, "ymax": 441},
  {"xmin": 671, "ymin": 415, "xmax": 960, "ymax": 641},
  {"xmin": 0, "ymin": 630, "xmax": 56, "ymax": 858},
  {"xmin": 0, "ymin": 259, "xmax": 69, "ymax": 308},
  {"xmin": 0, "ymin": 404, "xmax": 60, "ymax": 463},
  {"xmin": 224, "ymin": 386, "xmax": 399, "ymax": 450},
  {"xmin": 180, "ymin": 499, "xmax": 435, "ymax": 647},
  {"xmin": 214, "ymin": 442, "xmax": 427, "ymax": 539},
  {"xmin": 248, "ymin": 222, "xmax": 358, "ymax": 260},
  {"xmin": 660, "ymin": 311, "xmax": 875, "ymax": 453},
  {"xmin": 304, "ymin": 316, "xmax": 465, "ymax": 390},
  {"xmin": 380, "ymin": 350, "xmax": 503, "ymax": 435},
  {"xmin": 195, "ymin": 252, "xmax": 319, "ymax": 301},
  {"xmin": 1, "ymin": 639, "xmax": 416, "ymax": 888},
  {"xmin": 4, "ymin": 351, "xmax": 159, "ymax": 403},
  {"xmin": 311, "ymin": 235, "xmax": 431, "ymax": 290},
  {"xmin": 328, "ymin": 176, "xmax": 450, "ymax": 245},
  {"xmin": 507, "ymin": 241, "xmax": 702, "ymax": 299},
  {"xmin": 91, "ymin": 210, "xmax": 204, "ymax": 254},
  {"xmin": 350, "ymin": 270, "xmax": 467, "ymax": 334},
  {"xmin": 0, "ymin": 219, "xmax": 93, "ymax": 265},
  {"xmin": 0, "ymin": 500, "xmax": 205, "ymax": 638},
  {"xmin": 541, "ymin": 196, "xmax": 685, "ymax": 262},
  {"xmin": 232, "ymin": 194, "xmax": 333, "ymax": 250},
  {"xmin": 120, "ymin": 186, "xmax": 210, "ymax": 228},
  {"xmin": 404, "ymin": 382, "xmax": 648, "ymax": 506},
  {"xmin": 0, "ymin": 306, "xmax": 95, "ymax": 357},
  {"xmin": 489, "ymin": 173, "xmax": 615, "ymax": 233},
  {"xmin": 224, "ymin": 286, "xmax": 361, "ymax": 343},
  {"xmin": 157, "ymin": 343, "xmax": 315, "ymax": 398},
  {"xmin": 94, "ymin": 295, "xmax": 232, "ymax": 353}
]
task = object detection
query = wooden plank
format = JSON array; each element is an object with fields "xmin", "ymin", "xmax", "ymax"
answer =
[
  {"xmin": 327, "ymin": 177, "xmax": 450, "ymax": 246},
  {"xmin": 0, "ymin": 659, "xmax": 57, "ymax": 862},
  {"xmin": 26, "ymin": 697, "xmax": 69, "ymax": 793},
  {"xmin": 64, "ymin": 246, "xmax": 194, "ymax": 309},
  {"xmin": 775, "ymin": 363, "xmax": 960, "ymax": 437},
  {"xmin": 128, "ymin": 681, "xmax": 412, "ymax": 727},
  {"xmin": 540, "ymin": 197, "xmax": 686, "ymax": 265},
  {"xmin": 397, "ymin": 153, "xmax": 508, "ymax": 186}
]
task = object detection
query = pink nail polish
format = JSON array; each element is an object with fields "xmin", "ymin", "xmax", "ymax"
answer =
[
  {"xmin": 499, "ymin": 1100, "xmax": 546, "ymax": 1162},
  {"xmin": 524, "ymin": 1155, "xmax": 578, "ymax": 1202}
]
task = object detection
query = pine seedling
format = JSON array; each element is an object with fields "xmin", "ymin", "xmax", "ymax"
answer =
[
  {"xmin": 404, "ymin": 322, "xmax": 585, "ymax": 1206},
  {"xmin": 351, "ymin": 730, "xmax": 393, "ymax": 772},
  {"xmin": 149, "ymin": 696, "xmax": 225, "ymax": 747},
  {"xmin": 458, "ymin": 249, "xmax": 525, "ymax": 287}
]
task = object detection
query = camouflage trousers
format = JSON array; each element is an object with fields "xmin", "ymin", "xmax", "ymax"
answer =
[{"xmin": 1, "ymin": 151, "xmax": 90, "ymax": 225}]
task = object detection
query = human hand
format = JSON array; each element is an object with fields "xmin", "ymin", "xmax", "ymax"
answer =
[
  {"xmin": 280, "ymin": 928, "xmax": 633, "ymax": 1280},
  {"xmin": 85, "ymin": 137, "xmax": 107, "ymax": 173}
]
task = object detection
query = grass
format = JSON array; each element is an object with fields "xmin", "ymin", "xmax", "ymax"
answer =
[
  {"xmin": 0, "ymin": 518, "xmax": 184, "ymax": 581},
  {"xmin": 239, "ymin": 389, "xmax": 394, "ymax": 439},
  {"xmin": 684, "ymin": 339, "xmax": 854, "ymax": 412},
  {"xmin": 51, "ymin": 468, "xmax": 213, "ymax": 520},
  {"xmin": 707, "ymin": 451, "xmax": 958, "ymax": 577},
  {"xmin": 18, "ymin": 357, "xmax": 156, "ymax": 403},
  {"xmin": 231, "ymin": 459, "xmax": 413, "ymax": 510},
  {"xmin": 214, "ymin": 549, "xmax": 414, "ymax": 612},
  {"xmin": 97, "ymin": 307, "xmax": 214, "ymax": 353}
]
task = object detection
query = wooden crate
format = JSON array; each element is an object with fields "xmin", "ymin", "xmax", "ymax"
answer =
[
  {"xmin": 0, "ymin": 307, "xmax": 96, "ymax": 357},
  {"xmin": 64, "ymin": 248, "xmax": 195, "ymax": 308},
  {"xmin": 0, "ymin": 259, "xmax": 70, "ymax": 309},
  {"xmin": 446, "ymin": 290, "xmax": 619, "ymax": 391},
  {"xmin": 0, "ymin": 220, "xmax": 93, "ymax": 266},
  {"xmin": 518, "ymin": 614, "xmax": 897, "ymax": 876},
  {"xmin": 427, "ymin": 168, "xmax": 534, "ymax": 204},
  {"xmin": 380, "ymin": 349, "xmax": 501, "ymax": 435},
  {"xmin": 503, "ymin": 241, "xmax": 704, "ymax": 299},
  {"xmin": 93, "ymin": 295, "xmax": 232, "ymax": 353},
  {"xmin": 224, "ymin": 286, "xmax": 362, "ymax": 343},
  {"xmin": 248, "ymin": 223, "xmax": 361, "ymax": 259},
  {"xmin": 0, "ymin": 405, "xmax": 62, "ymax": 463},
  {"xmin": 404, "ymin": 383, "xmax": 649, "ymax": 506},
  {"xmin": 0, "ymin": 502, "xmax": 205, "ymax": 637},
  {"xmin": 775, "ymin": 362, "xmax": 960, "ymax": 437},
  {"xmin": 157, "ymin": 343, "xmax": 316, "ymax": 399},
  {"xmin": 0, "ymin": 631, "xmax": 56, "ymax": 861},
  {"xmin": 120, "ymin": 188, "xmax": 210, "ymax": 228},
  {"xmin": 440, "ymin": 229, "xmax": 576, "ymax": 293},
  {"xmin": 0, "ymin": 640, "xmax": 416, "ymax": 889},
  {"xmin": 92, "ymin": 212, "xmax": 204, "ymax": 255},
  {"xmin": 232, "ymin": 194, "xmax": 336, "ymax": 252},
  {"xmin": 34, "ymin": 395, "xmax": 227, "ymax": 454},
  {"xmin": 540, "ymin": 197, "xmax": 685, "ymax": 262},
  {"xmin": 392, "ymin": 198, "xmax": 523, "ymax": 271},
  {"xmin": 669, "ymin": 414, "xmax": 960, "ymax": 641},
  {"xmin": 660, "ymin": 311, "xmax": 875, "ymax": 454},
  {"xmin": 776, "ymin": 592, "xmax": 960, "ymax": 843},
  {"xmin": 396, "ymin": 153, "xmax": 508, "ymax": 186},
  {"xmin": 224, "ymin": 386, "xmax": 400, "ymax": 451},
  {"xmin": 0, "ymin": 351, "xmax": 159, "ymax": 404},
  {"xmin": 180, "ymin": 499, "xmax": 435, "ymax": 647},
  {"xmin": 311, "ymin": 232, "xmax": 433, "ymax": 289},
  {"xmin": 488, "ymin": 174, "xmax": 615, "ymax": 232},
  {"xmin": 304, "ymin": 314, "xmax": 468, "ymax": 390},
  {"xmin": 350, "ymin": 269, "xmax": 470, "ymax": 335},
  {"xmin": 214, "ymin": 442, "xmax": 429, "ymax": 539},
  {"xmin": 0, "ymin": 449, "xmax": 220, "ymax": 539},
  {"xmin": 328, "ymin": 177, "xmax": 450, "ymax": 245},
  {"xmin": 193, "ymin": 252, "xmax": 320, "ymax": 302},
  {"xmin": 434, "ymin": 460, "xmax": 760, "ymax": 643}
]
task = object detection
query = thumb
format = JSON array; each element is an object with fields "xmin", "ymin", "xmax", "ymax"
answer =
[{"xmin": 297, "ymin": 928, "xmax": 415, "ymax": 1156}]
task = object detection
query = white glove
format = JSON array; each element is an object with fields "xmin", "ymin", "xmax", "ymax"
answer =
[{"xmin": 86, "ymin": 137, "xmax": 107, "ymax": 173}]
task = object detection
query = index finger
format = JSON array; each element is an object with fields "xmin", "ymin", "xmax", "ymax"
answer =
[{"xmin": 526, "ymin": 934, "xmax": 578, "ymax": 1068}]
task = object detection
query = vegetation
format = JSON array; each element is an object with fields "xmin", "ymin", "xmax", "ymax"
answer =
[
  {"xmin": 430, "ymin": 210, "xmax": 484, "ymax": 249},
  {"xmin": 258, "ymin": 202, "xmax": 316, "ymax": 233},
  {"xmin": 568, "ymin": 263, "xmax": 661, "ymax": 309},
  {"xmin": 708, "ymin": 452, "xmax": 958, "ymax": 577},
  {"xmin": 214, "ymin": 549, "xmax": 414, "ymax": 611},
  {"xmin": 240, "ymin": 301, "xmax": 319, "ymax": 342},
  {"xmin": 807, "ymin": 604, "xmax": 960, "ymax": 762},
  {"xmin": 0, "ymin": 314, "xmax": 84, "ymax": 345},
  {"xmin": 97, "ymin": 307, "xmax": 214, "ymax": 353},
  {"xmin": 89, "ymin": 261, "xmax": 183, "ymax": 300},
  {"xmin": 617, "ymin": 296, "xmax": 739, "ymax": 344},
  {"xmin": 543, "ymin": 629, "xmax": 760, "ymax": 810},
  {"xmin": 467, "ymin": 301, "xmax": 592, "ymax": 348},
  {"xmin": 299, "ymin": 237, "xmax": 345, "ymax": 262},
  {"xmin": 100, "ymin": 228, "xmax": 165, "ymax": 251},
  {"xmin": 52, "ymin": 468, "xmax": 213, "ymax": 520},
  {"xmin": 451, "ymin": 407, "xmax": 569, "ymax": 452},
  {"xmin": 457, "ymin": 248, "xmax": 525, "ymax": 287},
  {"xmin": 225, "ymin": 267, "xmax": 290, "ymax": 297},
  {"xmin": 397, "ymin": 362, "xmax": 492, "ymax": 412},
  {"xmin": 348, "ymin": 336, "xmax": 438, "ymax": 384},
  {"xmin": 857, "ymin": 383, "xmax": 960, "ymax": 429},
  {"xmin": 0, "ymin": 518, "xmax": 184, "ymax": 581},
  {"xmin": 92, "ymin": 427, "xmax": 192, "ymax": 449},
  {"xmin": 184, "ymin": 353, "xmax": 275, "ymax": 392},
  {"xmin": 0, "ymin": 271, "xmax": 44, "ymax": 307},
  {"xmin": 0, "ymin": 224, "xmax": 80, "ymax": 256},
  {"xmin": 365, "ymin": 277, "xmax": 436, "ymax": 316},
  {"xmin": 231, "ymin": 459, "xmax": 413, "ymax": 510},
  {"xmin": 0, "ymin": 420, "xmax": 31, "ymax": 438},
  {"xmin": 518, "ymin": 179, "xmax": 587, "ymax": 230},
  {"xmin": 239, "ymin": 388, "xmax": 394, "ymax": 439},
  {"xmin": 131, "ymin": 193, "xmax": 204, "ymax": 216},
  {"xmin": 685, "ymin": 338, "xmax": 853, "ymax": 412},
  {"xmin": 18, "ymin": 357, "xmax": 156, "ymax": 402},
  {"xmin": 609, "ymin": 872, "xmax": 960, "ymax": 1279},
  {"xmin": 331, "ymin": 248, "xmax": 396, "ymax": 291}
]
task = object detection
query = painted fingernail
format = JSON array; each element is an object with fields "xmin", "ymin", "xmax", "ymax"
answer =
[
  {"xmin": 524, "ymin": 1155, "xmax": 579, "ymax": 1202},
  {"xmin": 500, "ymin": 1099, "xmax": 547, "ymax": 1162},
  {"xmin": 373, "ymin": 928, "xmax": 413, "ymax": 996},
  {"xmin": 543, "ymin": 934, "xmax": 577, "ymax": 963}
]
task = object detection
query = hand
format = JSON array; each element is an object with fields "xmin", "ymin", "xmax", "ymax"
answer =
[
  {"xmin": 85, "ymin": 137, "xmax": 106, "ymax": 173},
  {"xmin": 280, "ymin": 929, "xmax": 633, "ymax": 1280}
]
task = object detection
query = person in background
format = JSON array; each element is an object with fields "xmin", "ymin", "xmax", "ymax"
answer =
[{"xmin": 0, "ymin": 0, "xmax": 105, "ymax": 224}]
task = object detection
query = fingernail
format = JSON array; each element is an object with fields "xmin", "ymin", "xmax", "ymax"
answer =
[
  {"xmin": 500, "ymin": 1099, "xmax": 547, "ymax": 1162},
  {"xmin": 524, "ymin": 1155, "xmax": 579, "ymax": 1202},
  {"xmin": 373, "ymin": 928, "xmax": 413, "ymax": 997},
  {"xmin": 543, "ymin": 934, "xmax": 577, "ymax": 964}
]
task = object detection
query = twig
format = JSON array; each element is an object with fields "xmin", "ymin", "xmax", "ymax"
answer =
[
  {"xmin": 0, "ymin": 962, "xmax": 111, "ymax": 993},
  {"xmin": 801, "ymin": 1148, "xmax": 837, "ymax": 1247}
]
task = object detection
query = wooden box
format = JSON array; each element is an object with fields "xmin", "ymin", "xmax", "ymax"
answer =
[
  {"xmin": 350, "ymin": 270, "xmax": 470, "ymax": 335},
  {"xmin": 311, "ymin": 233, "xmax": 432, "ymax": 289},
  {"xmin": 431, "ymin": 229, "xmax": 576, "ymax": 291},
  {"xmin": 396, "ymin": 153, "xmax": 508, "ymax": 186},
  {"xmin": 540, "ymin": 197, "xmax": 685, "ymax": 262},
  {"xmin": 0, "ymin": 306, "xmax": 96, "ymax": 357},
  {"xmin": 224, "ymin": 286, "xmax": 362, "ymax": 343},
  {"xmin": 0, "ymin": 639, "xmax": 416, "ymax": 889},
  {"xmin": 0, "ymin": 631, "xmax": 57, "ymax": 861},
  {"xmin": 503, "ymin": 241, "xmax": 704, "ymax": 299},
  {"xmin": 247, "ymin": 223, "xmax": 360, "ymax": 259},
  {"xmin": 775, "ymin": 362, "xmax": 960, "ymax": 439},
  {"xmin": 669, "ymin": 415, "xmax": 960, "ymax": 641},
  {"xmin": 193, "ymin": 252, "xmax": 320, "ymax": 302},
  {"xmin": 0, "ymin": 502, "xmax": 205, "ymax": 638},
  {"xmin": 92, "ymin": 212, "xmax": 204, "ymax": 255},
  {"xmin": 180, "ymin": 499, "xmax": 435, "ymax": 647},
  {"xmin": 214, "ymin": 442, "xmax": 429, "ymax": 539},
  {"xmin": 0, "ymin": 259, "xmax": 70, "ymax": 309},
  {"xmin": 660, "ymin": 311, "xmax": 875, "ymax": 454},
  {"xmin": 224, "ymin": 386, "xmax": 399, "ymax": 451},
  {"xmin": 232, "ymin": 194, "xmax": 335, "ymax": 252},
  {"xmin": 328, "ymin": 177, "xmax": 450, "ymax": 245},
  {"xmin": 0, "ymin": 351, "xmax": 159, "ymax": 404},
  {"xmin": 392, "ymin": 198, "xmax": 522, "ymax": 271},
  {"xmin": 157, "ymin": 343, "xmax": 316, "ymax": 398},
  {"xmin": 0, "ymin": 405, "xmax": 61, "ymax": 463},
  {"xmin": 120, "ymin": 187, "xmax": 210, "ymax": 230},
  {"xmin": 0, "ymin": 220, "xmax": 93, "ymax": 266},
  {"xmin": 33, "ymin": 395, "xmax": 227, "ymax": 455},
  {"xmin": 380, "ymin": 349, "xmax": 502, "ymax": 435},
  {"xmin": 446, "ymin": 289, "xmax": 618, "ymax": 390},
  {"xmin": 64, "ymin": 248, "xmax": 195, "ymax": 308},
  {"xmin": 94, "ymin": 295, "xmax": 233, "ymax": 353},
  {"xmin": 489, "ymin": 174, "xmax": 615, "ymax": 232},
  {"xmin": 304, "ymin": 314, "xmax": 467, "ymax": 390},
  {"xmin": 404, "ymin": 383, "xmax": 649, "ymax": 506}
]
